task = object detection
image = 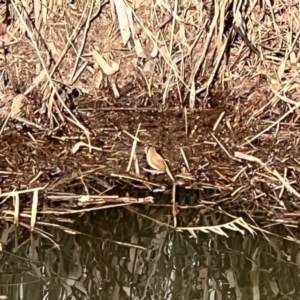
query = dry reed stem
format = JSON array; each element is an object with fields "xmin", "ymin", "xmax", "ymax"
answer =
[
  {"xmin": 10, "ymin": 1, "xmax": 92, "ymax": 149},
  {"xmin": 126, "ymin": 123, "xmax": 141, "ymax": 172},
  {"xmin": 0, "ymin": 0, "xmax": 298, "ymax": 112},
  {"xmin": 68, "ymin": 0, "xmax": 95, "ymax": 84}
]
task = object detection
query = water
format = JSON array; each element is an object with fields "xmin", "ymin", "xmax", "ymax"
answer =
[{"xmin": 0, "ymin": 207, "xmax": 299, "ymax": 300}]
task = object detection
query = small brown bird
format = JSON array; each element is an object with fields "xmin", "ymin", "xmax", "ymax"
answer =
[{"xmin": 145, "ymin": 146, "xmax": 175, "ymax": 182}]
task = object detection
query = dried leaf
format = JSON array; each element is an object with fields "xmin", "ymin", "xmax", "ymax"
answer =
[
  {"xmin": 113, "ymin": 0, "xmax": 131, "ymax": 45},
  {"xmin": 127, "ymin": 6, "xmax": 145, "ymax": 57},
  {"xmin": 10, "ymin": 94, "xmax": 27, "ymax": 118},
  {"xmin": 92, "ymin": 50, "xmax": 119, "ymax": 75},
  {"xmin": 150, "ymin": 45, "xmax": 159, "ymax": 58},
  {"xmin": 290, "ymin": 51, "xmax": 297, "ymax": 64},
  {"xmin": 78, "ymin": 195, "xmax": 90, "ymax": 202},
  {"xmin": 42, "ymin": 0, "xmax": 47, "ymax": 23},
  {"xmin": 94, "ymin": 72, "xmax": 103, "ymax": 89},
  {"xmin": 177, "ymin": 217, "xmax": 256, "ymax": 237},
  {"xmin": 34, "ymin": 0, "xmax": 41, "ymax": 30}
]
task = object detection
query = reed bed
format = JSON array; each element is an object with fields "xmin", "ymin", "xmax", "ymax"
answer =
[{"xmin": 0, "ymin": 0, "xmax": 300, "ymax": 236}]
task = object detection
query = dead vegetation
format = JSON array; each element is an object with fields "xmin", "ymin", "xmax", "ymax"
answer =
[{"xmin": 1, "ymin": 0, "xmax": 300, "ymax": 234}]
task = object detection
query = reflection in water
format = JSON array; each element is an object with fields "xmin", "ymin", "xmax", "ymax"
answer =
[{"xmin": 0, "ymin": 207, "xmax": 299, "ymax": 299}]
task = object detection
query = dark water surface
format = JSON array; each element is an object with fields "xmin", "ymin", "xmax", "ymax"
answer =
[{"xmin": 0, "ymin": 206, "xmax": 299, "ymax": 300}]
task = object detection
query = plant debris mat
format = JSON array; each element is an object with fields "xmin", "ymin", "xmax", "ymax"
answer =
[{"xmin": 2, "ymin": 93, "xmax": 300, "ymax": 215}]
